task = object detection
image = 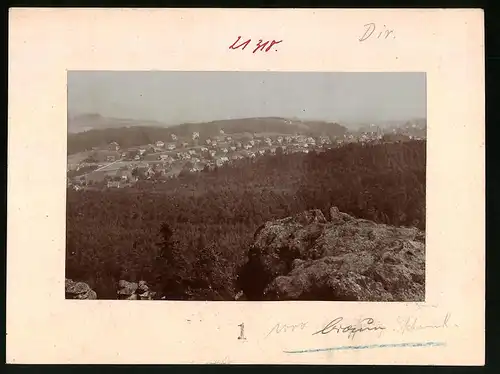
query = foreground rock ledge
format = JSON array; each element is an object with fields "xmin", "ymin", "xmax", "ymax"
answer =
[
  {"xmin": 117, "ymin": 279, "xmax": 156, "ymax": 300},
  {"xmin": 238, "ymin": 207, "xmax": 425, "ymax": 301},
  {"xmin": 65, "ymin": 278, "xmax": 97, "ymax": 300}
]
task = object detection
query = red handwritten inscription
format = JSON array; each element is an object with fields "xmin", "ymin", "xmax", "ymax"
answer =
[
  {"xmin": 229, "ymin": 36, "xmax": 282, "ymax": 53},
  {"xmin": 229, "ymin": 36, "xmax": 251, "ymax": 51}
]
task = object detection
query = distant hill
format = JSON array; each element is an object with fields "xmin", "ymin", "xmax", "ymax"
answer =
[
  {"xmin": 385, "ymin": 118, "xmax": 427, "ymax": 138},
  {"xmin": 168, "ymin": 117, "xmax": 347, "ymax": 138},
  {"xmin": 68, "ymin": 113, "xmax": 169, "ymax": 133},
  {"xmin": 67, "ymin": 116, "xmax": 348, "ymax": 154}
]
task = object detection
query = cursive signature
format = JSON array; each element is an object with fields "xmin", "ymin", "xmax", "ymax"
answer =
[
  {"xmin": 266, "ymin": 322, "xmax": 308, "ymax": 338},
  {"xmin": 313, "ymin": 317, "xmax": 386, "ymax": 340},
  {"xmin": 396, "ymin": 313, "xmax": 454, "ymax": 335}
]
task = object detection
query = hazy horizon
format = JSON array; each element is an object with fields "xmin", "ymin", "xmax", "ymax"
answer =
[{"xmin": 68, "ymin": 71, "xmax": 426, "ymax": 128}]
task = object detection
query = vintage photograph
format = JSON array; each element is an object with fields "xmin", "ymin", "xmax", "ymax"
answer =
[{"xmin": 65, "ymin": 71, "xmax": 427, "ymax": 302}]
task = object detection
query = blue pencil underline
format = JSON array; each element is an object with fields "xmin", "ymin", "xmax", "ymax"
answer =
[{"xmin": 283, "ymin": 341, "xmax": 446, "ymax": 354}]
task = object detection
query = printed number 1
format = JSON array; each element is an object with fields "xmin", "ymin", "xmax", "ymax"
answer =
[{"xmin": 238, "ymin": 323, "xmax": 246, "ymax": 340}]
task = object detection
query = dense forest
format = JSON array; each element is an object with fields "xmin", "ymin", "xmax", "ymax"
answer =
[
  {"xmin": 66, "ymin": 140, "xmax": 426, "ymax": 300},
  {"xmin": 67, "ymin": 118, "xmax": 347, "ymax": 154}
]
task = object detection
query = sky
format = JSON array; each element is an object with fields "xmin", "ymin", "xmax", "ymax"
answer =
[{"xmin": 67, "ymin": 71, "xmax": 426, "ymax": 127}]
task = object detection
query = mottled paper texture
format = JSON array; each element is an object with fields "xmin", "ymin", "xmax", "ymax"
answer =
[{"xmin": 7, "ymin": 8, "xmax": 484, "ymax": 364}]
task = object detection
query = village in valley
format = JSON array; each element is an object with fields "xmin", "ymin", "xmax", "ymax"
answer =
[{"xmin": 67, "ymin": 121, "xmax": 425, "ymax": 191}]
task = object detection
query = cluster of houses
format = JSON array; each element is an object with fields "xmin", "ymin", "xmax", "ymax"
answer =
[
  {"xmin": 350, "ymin": 128, "xmax": 425, "ymax": 144},
  {"xmin": 119, "ymin": 133, "xmax": 337, "ymax": 166},
  {"xmin": 69, "ymin": 133, "xmax": 338, "ymax": 189},
  {"xmin": 69, "ymin": 127, "xmax": 426, "ymax": 191}
]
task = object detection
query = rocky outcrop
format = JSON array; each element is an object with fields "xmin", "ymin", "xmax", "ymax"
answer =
[
  {"xmin": 238, "ymin": 207, "xmax": 425, "ymax": 301},
  {"xmin": 117, "ymin": 280, "xmax": 156, "ymax": 300},
  {"xmin": 65, "ymin": 278, "xmax": 97, "ymax": 300}
]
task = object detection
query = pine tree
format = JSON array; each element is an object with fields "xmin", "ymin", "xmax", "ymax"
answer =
[{"xmin": 153, "ymin": 223, "xmax": 189, "ymax": 299}]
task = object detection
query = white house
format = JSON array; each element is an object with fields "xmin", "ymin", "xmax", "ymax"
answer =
[
  {"xmin": 215, "ymin": 156, "xmax": 230, "ymax": 167},
  {"xmin": 190, "ymin": 164, "xmax": 205, "ymax": 173},
  {"xmin": 319, "ymin": 136, "xmax": 331, "ymax": 144},
  {"xmin": 107, "ymin": 181, "xmax": 123, "ymax": 188},
  {"xmin": 145, "ymin": 167, "xmax": 155, "ymax": 179}
]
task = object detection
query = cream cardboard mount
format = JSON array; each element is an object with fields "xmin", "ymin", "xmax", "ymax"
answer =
[{"xmin": 7, "ymin": 8, "xmax": 484, "ymax": 365}]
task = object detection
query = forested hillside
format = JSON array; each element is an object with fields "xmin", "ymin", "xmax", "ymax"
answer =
[{"xmin": 66, "ymin": 140, "xmax": 426, "ymax": 300}]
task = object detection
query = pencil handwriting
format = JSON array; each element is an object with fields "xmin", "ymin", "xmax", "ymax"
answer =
[
  {"xmin": 395, "ymin": 313, "xmax": 454, "ymax": 335},
  {"xmin": 359, "ymin": 23, "xmax": 395, "ymax": 42},
  {"xmin": 266, "ymin": 322, "xmax": 308, "ymax": 338}
]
